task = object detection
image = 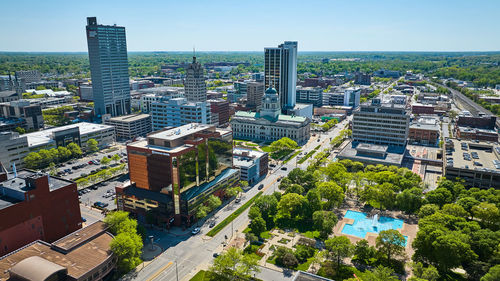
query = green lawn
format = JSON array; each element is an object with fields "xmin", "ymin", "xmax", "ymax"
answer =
[
  {"xmin": 301, "ymin": 230, "xmax": 321, "ymax": 239},
  {"xmin": 296, "ymin": 256, "xmax": 315, "ymax": 271},
  {"xmin": 297, "ymin": 149, "xmax": 316, "ymax": 164},
  {"xmin": 206, "ymin": 191, "xmax": 263, "ymax": 237},
  {"xmin": 260, "ymin": 146, "xmax": 272, "ymax": 153}
]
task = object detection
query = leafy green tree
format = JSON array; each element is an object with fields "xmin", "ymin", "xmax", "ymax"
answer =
[
  {"xmin": 325, "ymin": 236, "xmax": 354, "ymax": 269},
  {"xmin": 195, "ymin": 205, "xmax": 209, "ymax": 220},
  {"xmin": 248, "ymin": 206, "xmax": 261, "ymax": 220},
  {"xmin": 274, "ymin": 246, "xmax": 298, "ymax": 269},
  {"xmin": 353, "ymin": 239, "xmax": 378, "ymax": 266},
  {"xmin": 362, "ymin": 183, "xmax": 396, "ymax": 210},
  {"xmin": 425, "ymin": 188, "xmax": 453, "ymax": 207},
  {"xmin": 306, "ymin": 188, "xmax": 322, "ymax": 213},
  {"xmin": 481, "ymin": 264, "xmax": 500, "ymax": 281},
  {"xmin": 100, "ymin": 156, "xmax": 111, "ymax": 165},
  {"xmin": 472, "ymin": 202, "xmax": 500, "ymax": 229},
  {"xmin": 411, "ymin": 262, "xmax": 439, "ymax": 281},
  {"xmin": 58, "ymin": 146, "xmax": 72, "ymax": 161},
  {"xmin": 317, "ymin": 181, "xmax": 344, "ymax": 209},
  {"xmin": 38, "ymin": 149, "xmax": 51, "ymax": 167},
  {"xmin": 418, "ymin": 204, "xmax": 440, "ymax": 218},
  {"xmin": 14, "ymin": 127, "xmax": 26, "ymax": 134},
  {"xmin": 396, "ymin": 187, "xmax": 424, "ymax": 214},
  {"xmin": 287, "ymin": 168, "xmax": 317, "ymax": 191},
  {"xmin": 110, "ymin": 232, "xmax": 143, "ymax": 273},
  {"xmin": 206, "ymin": 195, "xmax": 222, "ymax": 211},
  {"xmin": 86, "ymin": 138, "xmax": 99, "ymax": 153},
  {"xmin": 249, "ymin": 216, "xmax": 266, "ymax": 237},
  {"xmin": 111, "ymin": 153, "xmax": 121, "ymax": 163},
  {"xmin": 375, "ymin": 229, "xmax": 406, "ymax": 261},
  {"xmin": 67, "ymin": 142, "xmax": 82, "ymax": 158},
  {"xmin": 285, "ymin": 183, "xmax": 305, "ymax": 195},
  {"xmin": 441, "ymin": 203, "xmax": 469, "ymax": 218},
  {"xmin": 312, "ymin": 210, "xmax": 338, "ymax": 238},
  {"xmin": 210, "ymin": 247, "xmax": 260, "ymax": 280},
  {"xmin": 104, "ymin": 211, "xmax": 132, "ymax": 235},
  {"xmin": 253, "ymin": 195, "xmax": 278, "ymax": 226},
  {"xmin": 275, "ymin": 193, "xmax": 308, "ymax": 225},
  {"xmin": 239, "ymin": 180, "xmax": 249, "ymax": 189},
  {"xmin": 226, "ymin": 186, "xmax": 242, "ymax": 198},
  {"xmin": 457, "ymin": 196, "xmax": 480, "ymax": 216},
  {"xmin": 24, "ymin": 152, "xmax": 42, "ymax": 169},
  {"xmin": 345, "ymin": 266, "xmax": 399, "ymax": 281}
]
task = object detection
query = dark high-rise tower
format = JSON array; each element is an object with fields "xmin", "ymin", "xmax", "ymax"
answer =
[
  {"xmin": 264, "ymin": 41, "xmax": 297, "ymax": 113},
  {"xmin": 86, "ymin": 17, "xmax": 130, "ymax": 117},
  {"xmin": 185, "ymin": 56, "xmax": 207, "ymax": 102}
]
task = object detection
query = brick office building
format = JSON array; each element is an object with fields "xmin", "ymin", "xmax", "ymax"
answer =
[
  {"xmin": 116, "ymin": 123, "xmax": 239, "ymax": 227},
  {"xmin": 0, "ymin": 168, "xmax": 82, "ymax": 256},
  {"xmin": 207, "ymin": 99, "xmax": 230, "ymax": 126}
]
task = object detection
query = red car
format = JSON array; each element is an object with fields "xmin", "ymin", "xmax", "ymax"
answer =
[{"xmin": 88, "ymin": 161, "xmax": 93, "ymax": 164}]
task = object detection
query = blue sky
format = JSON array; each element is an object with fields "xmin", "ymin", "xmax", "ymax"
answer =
[{"xmin": 1, "ymin": 0, "xmax": 499, "ymax": 52}]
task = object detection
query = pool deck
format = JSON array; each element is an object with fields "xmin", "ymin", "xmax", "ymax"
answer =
[{"xmin": 334, "ymin": 209, "xmax": 418, "ymax": 257}]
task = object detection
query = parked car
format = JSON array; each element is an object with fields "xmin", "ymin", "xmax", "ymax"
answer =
[
  {"xmin": 81, "ymin": 217, "xmax": 86, "ymax": 222},
  {"xmin": 258, "ymin": 184, "xmax": 264, "ymax": 190},
  {"xmin": 191, "ymin": 228, "xmax": 200, "ymax": 235},
  {"xmin": 213, "ymin": 253, "xmax": 219, "ymax": 258},
  {"xmin": 88, "ymin": 161, "xmax": 94, "ymax": 165},
  {"xmin": 209, "ymin": 221, "xmax": 216, "ymax": 228},
  {"xmin": 94, "ymin": 202, "xmax": 108, "ymax": 208},
  {"xmin": 235, "ymin": 197, "xmax": 241, "ymax": 203}
]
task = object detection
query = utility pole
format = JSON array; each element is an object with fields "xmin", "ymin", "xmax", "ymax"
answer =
[
  {"xmin": 175, "ymin": 260, "xmax": 179, "ymax": 281},
  {"xmin": 231, "ymin": 221, "xmax": 234, "ymax": 239}
]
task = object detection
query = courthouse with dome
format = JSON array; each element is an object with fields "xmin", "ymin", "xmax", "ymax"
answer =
[{"xmin": 231, "ymin": 87, "xmax": 310, "ymax": 145}]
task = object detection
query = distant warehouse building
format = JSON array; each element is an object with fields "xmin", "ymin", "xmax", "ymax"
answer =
[
  {"xmin": 444, "ymin": 139, "xmax": 500, "ymax": 188},
  {"xmin": 233, "ymin": 148, "xmax": 268, "ymax": 185},
  {"xmin": 105, "ymin": 113, "xmax": 152, "ymax": 140}
]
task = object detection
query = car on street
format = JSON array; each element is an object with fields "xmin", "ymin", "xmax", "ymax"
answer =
[
  {"xmin": 213, "ymin": 253, "xmax": 219, "ymax": 258},
  {"xmin": 258, "ymin": 184, "xmax": 264, "ymax": 190},
  {"xmin": 191, "ymin": 228, "xmax": 200, "ymax": 235},
  {"xmin": 81, "ymin": 217, "xmax": 86, "ymax": 222},
  {"xmin": 209, "ymin": 221, "xmax": 216, "ymax": 228},
  {"xmin": 281, "ymin": 167, "xmax": 287, "ymax": 171},
  {"xmin": 235, "ymin": 197, "xmax": 241, "ymax": 203}
]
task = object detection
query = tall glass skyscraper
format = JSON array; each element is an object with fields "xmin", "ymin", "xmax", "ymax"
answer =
[
  {"xmin": 264, "ymin": 41, "xmax": 297, "ymax": 113},
  {"xmin": 86, "ymin": 17, "xmax": 131, "ymax": 117}
]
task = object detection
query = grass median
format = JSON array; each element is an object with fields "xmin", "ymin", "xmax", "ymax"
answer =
[{"xmin": 206, "ymin": 191, "xmax": 263, "ymax": 237}]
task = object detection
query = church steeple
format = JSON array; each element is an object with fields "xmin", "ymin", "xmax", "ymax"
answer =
[{"xmin": 260, "ymin": 86, "xmax": 280, "ymax": 120}]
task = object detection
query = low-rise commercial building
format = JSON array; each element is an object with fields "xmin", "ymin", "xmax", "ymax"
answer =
[
  {"xmin": 0, "ymin": 90, "xmax": 21, "ymax": 103},
  {"xmin": 444, "ymin": 139, "xmax": 500, "ymax": 188},
  {"xmin": 116, "ymin": 123, "xmax": 239, "ymax": 227},
  {"xmin": 0, "ymin": 123, "xmax": 115, "ymax": 170},
  {"xmin": 0, "ymin": 221, "xmax": 115, "ymax": 281},
  {"xmin": 207, "ymin": 99, "xmax": 230, "ymax": 126},
  {"xmin": 456, "ymin": 127, "xmax": 498, "ymax": 142},
  {"xmin": 0, "ymin": 169, "xmax": 82, "ymax": 256},
  {"xmin": 409, "ymin": 117, "xmax": 440, "ymax": 146},
  {"xmin": 0, "ymin": 100, "xmax": 43, "ymax": 130},
  {"xmin": 105, "ymin": 113, "xmax": 152, "ymax": 140},
  {"xmin": 233, "ymin": 148, "xmax": 268, "ymax": 185},
  {"xmin": 296, "ymin": 86, "xmax": 324, "ymax": 107}
]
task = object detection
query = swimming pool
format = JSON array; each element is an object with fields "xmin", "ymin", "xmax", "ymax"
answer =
[{"xmin": 341, "ymin": 210, "xmax": 407, "ymax": 245}]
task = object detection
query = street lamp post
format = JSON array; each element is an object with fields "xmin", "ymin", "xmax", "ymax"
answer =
[{"xmin": 175, "ymin": 260, "xmax": 179, "ymax": 281}]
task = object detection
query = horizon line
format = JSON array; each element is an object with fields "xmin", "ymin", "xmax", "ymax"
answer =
[{"xmin": 1, "ymin": 50, "xmax": 500, "ymax": 54}]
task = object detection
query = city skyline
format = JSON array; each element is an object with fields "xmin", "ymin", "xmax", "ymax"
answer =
[{"xmin": 0, "ymin": 0, "xmax": 499, "ymax": 52}]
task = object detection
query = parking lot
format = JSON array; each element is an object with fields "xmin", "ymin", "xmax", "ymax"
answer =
[{"xmin": 55, "ymin": 146, "xmax": 127, "ymax": 181}]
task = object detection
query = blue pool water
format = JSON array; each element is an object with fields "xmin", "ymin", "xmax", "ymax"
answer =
[{"xmin": 341, "ymin": 210, "xmax": 407, "ymax": 245}]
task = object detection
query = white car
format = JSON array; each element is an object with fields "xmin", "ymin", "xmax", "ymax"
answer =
[{"xmin": 191, "ymin": 228, "xmax": 201, "ymax": 235}]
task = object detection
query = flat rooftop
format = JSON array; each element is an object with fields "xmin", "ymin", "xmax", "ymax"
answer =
[
  {"xmin": 0, "ymin": 222, "xmax": 113, "ymax": 280},
  {"xmin": 52, "ymin": 221, "xmax": 109, "ymax": 253},
  {"xmin": 233, "ymin": 147, "xmax": 267, "ymax": 158},
  {"xmin": 25, "ymin": 122, "xmax": 114, "ymax": 147},
  {"xmin": 148, "ymin": 123, "xmax": 214, "ymax": 141},
  {"xmin": 338, "ymin": 141, "xmax": 405, "ymax": 166},
  {"xmin": 107, "ymin": 113, "xmax": 150, "ymax": 123},
  {"xmin": 446, "ymin": 139, "xmax": 500, "ymax": 172}
]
